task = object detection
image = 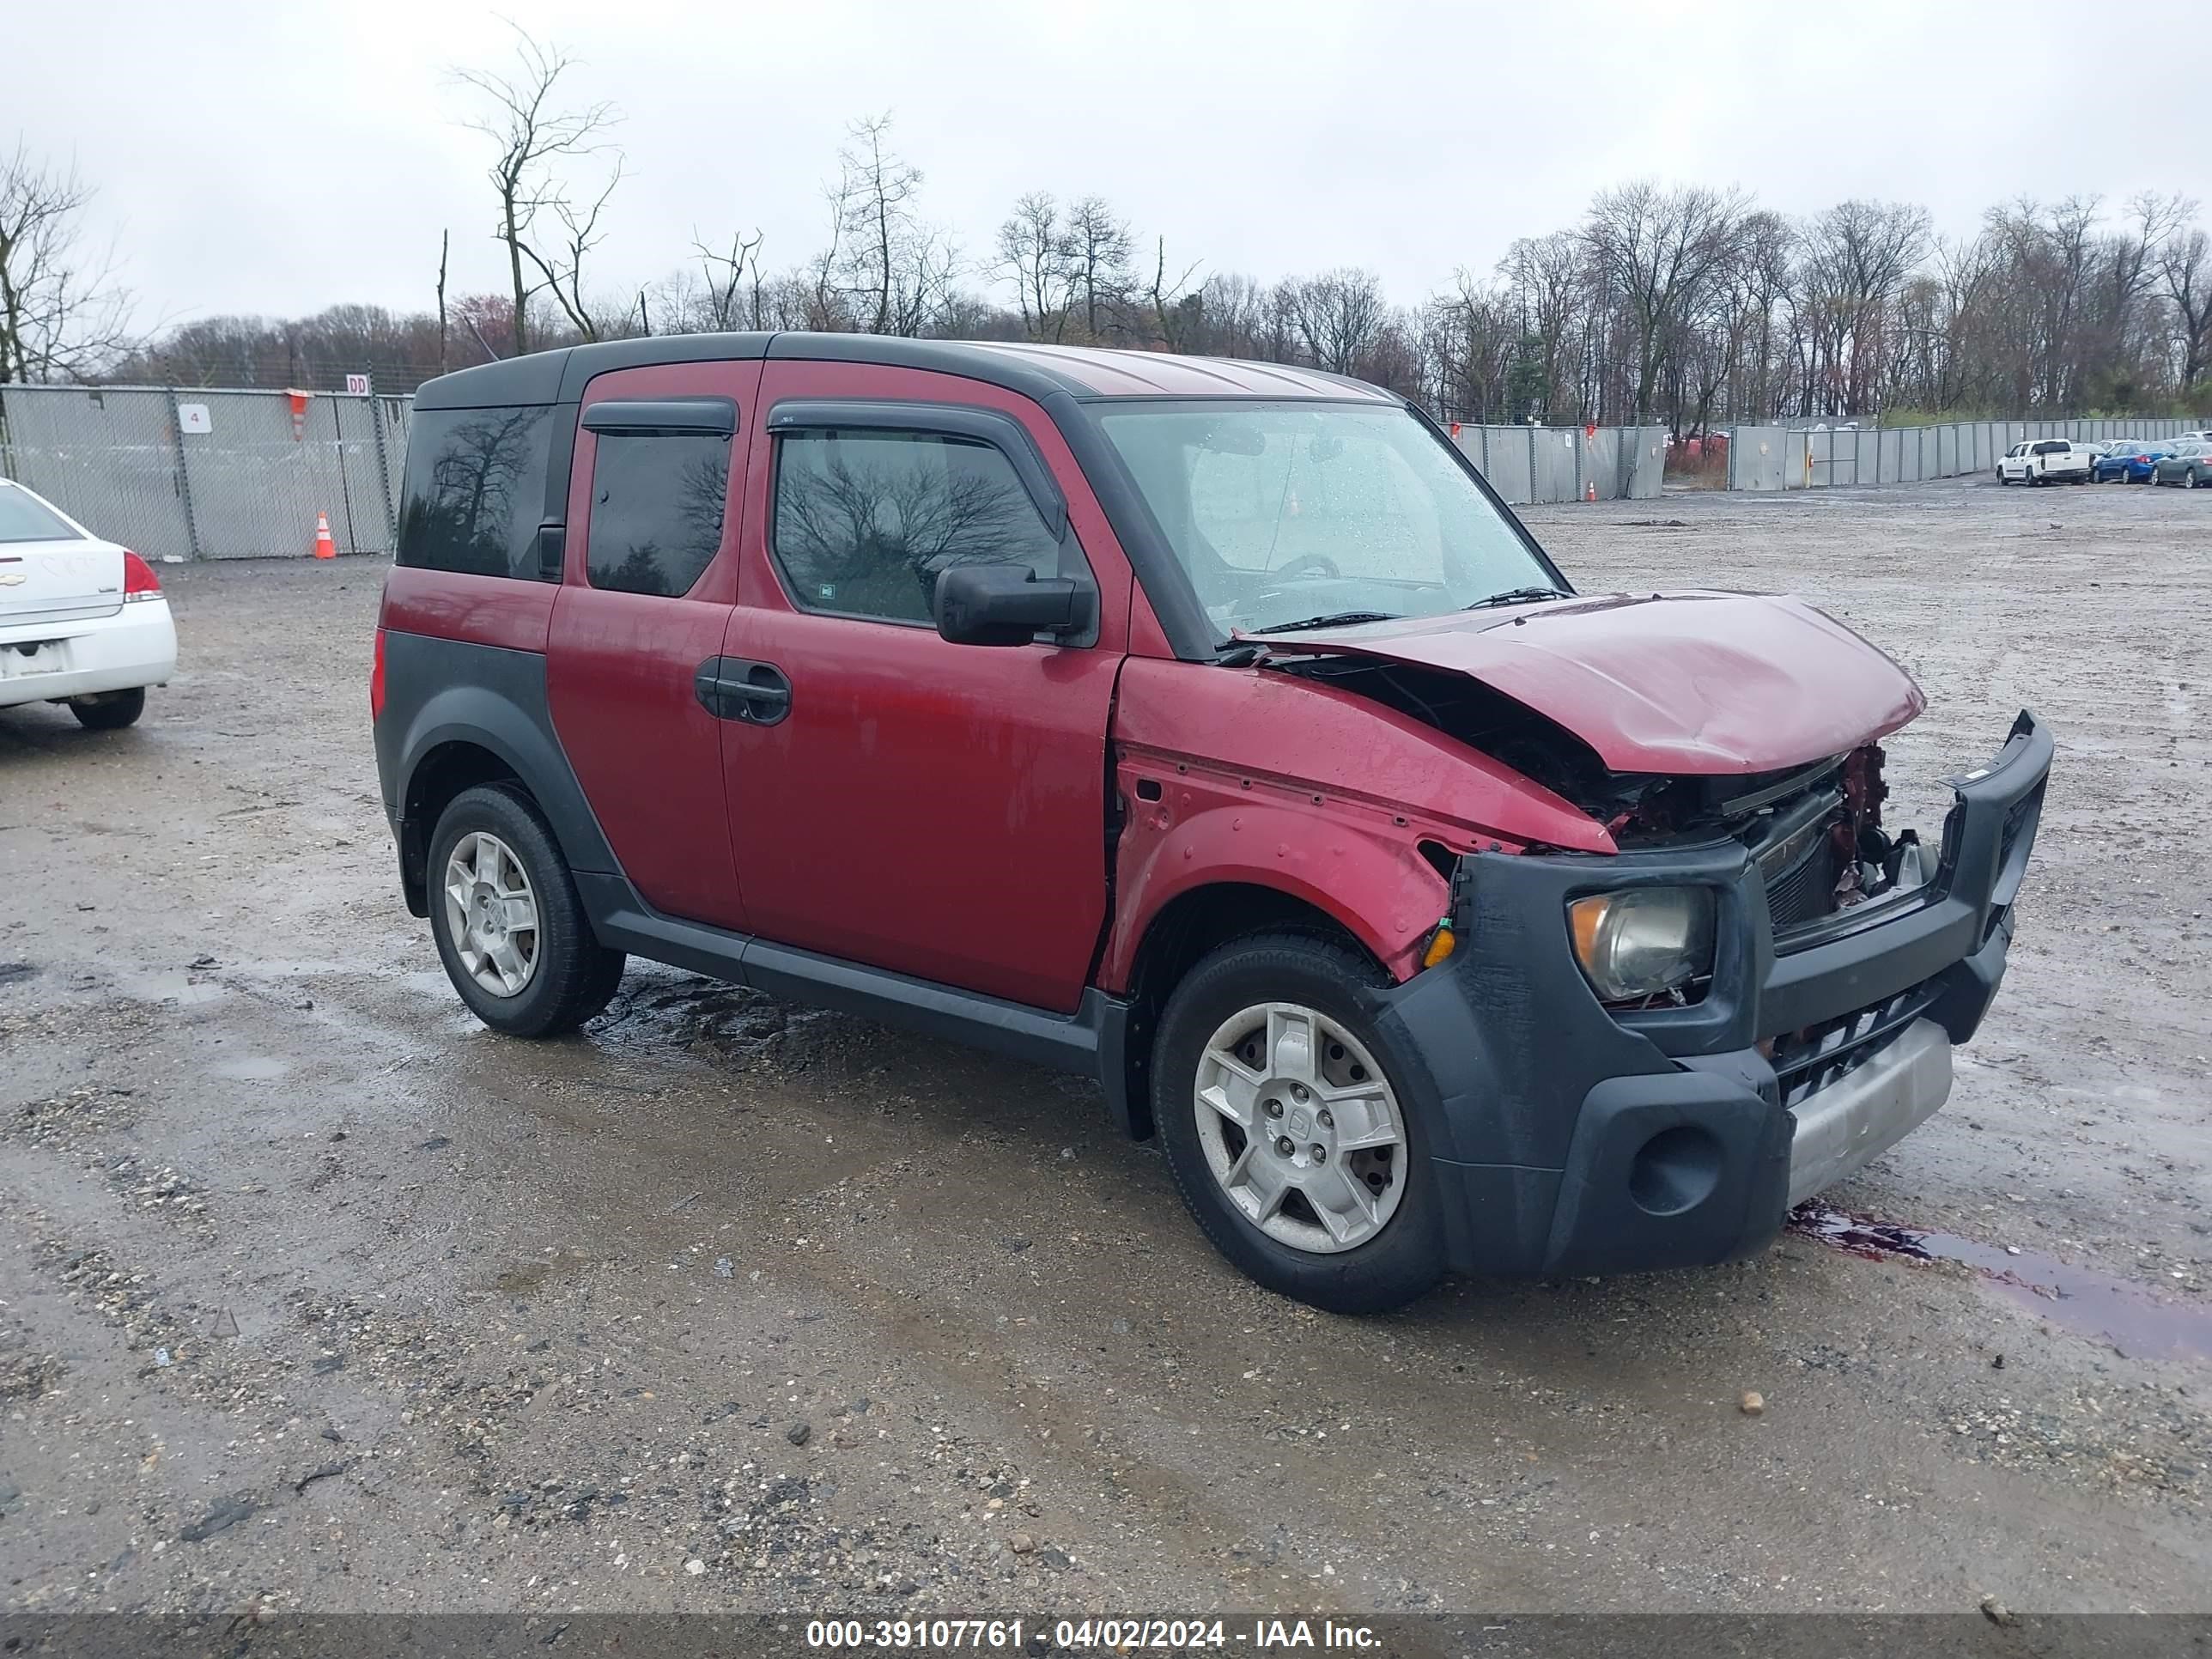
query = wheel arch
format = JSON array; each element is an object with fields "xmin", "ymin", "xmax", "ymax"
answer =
[
  {"xmin": 1110, "ymin": 879, "xmax": 1391, "ymax": 1141},
  {"xmin": 398, "ymin": 738, "xmax": 526, "ymax": 915},
  {"xmin": 387, "ymin": 676, "xmax": 619, "ymax": 919}
]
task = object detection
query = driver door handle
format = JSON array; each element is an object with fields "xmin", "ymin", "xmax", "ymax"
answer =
[{"xmin": 694, "ymin": 657, "xmax": 792, "ymax": 726}]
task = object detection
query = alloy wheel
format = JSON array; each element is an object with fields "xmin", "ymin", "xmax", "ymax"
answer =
[
  {"xmin": 442, "ymin": 831, "xmax": 541, "ymax": 997},
  {"xmin": 1192, "ymin": 1001, "xmax": 1407, "ymax": 1254}
]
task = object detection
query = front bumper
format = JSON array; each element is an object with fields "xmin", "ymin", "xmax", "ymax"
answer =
[{"xmin": 1370, "ymin": 711, "xmax": 2051, "ymax": 1279}]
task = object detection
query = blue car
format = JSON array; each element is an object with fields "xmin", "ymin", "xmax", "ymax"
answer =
[{"xmin": 2094, "ymin": 441, "xmax": 2170, "ymax": 483}]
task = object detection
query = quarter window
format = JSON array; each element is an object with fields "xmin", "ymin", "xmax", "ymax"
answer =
[
  {"xmin": 585, "ymin": 432, "xmax": 732, "ymax": 598},
  {"xmin": 397, "ymin": 405, "xmax": 554, "ymax": 580},
  {"xmin": 770, "ymin": 429, "xmax": 1066, "ymax": 624}
]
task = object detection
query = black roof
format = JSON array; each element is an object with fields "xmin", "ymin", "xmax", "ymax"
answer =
[{"xmin": 410, "ymin": 332, "xmax": 1395, "ymax": 411}]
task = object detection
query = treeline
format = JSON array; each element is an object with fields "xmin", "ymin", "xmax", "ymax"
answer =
[
  {"xmin": 112, "ymin": 177, "xmax": 2212, "ymax": 431},
  {"xmin": 82, "ymin": 28, "xmax": 2212, "ymax": 428}
]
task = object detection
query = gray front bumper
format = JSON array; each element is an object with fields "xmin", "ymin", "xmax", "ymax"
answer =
[{"xmin": 1785, "ymin": 1018, "xmax": 1954, "ymax": 1207}]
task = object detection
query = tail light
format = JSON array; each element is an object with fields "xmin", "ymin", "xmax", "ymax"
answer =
[
  {"xmin": 370, "ymin": 627, "xmax": 386, "ymax": 722},
  {"xmin": 122, "ymin": 550, "xmax": 161, "ymax": 600}
]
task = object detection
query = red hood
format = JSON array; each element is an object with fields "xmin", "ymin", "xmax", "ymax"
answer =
[{"xmin": 1251, "ymin": 591, "xmax": 1925, "ymax": 773}]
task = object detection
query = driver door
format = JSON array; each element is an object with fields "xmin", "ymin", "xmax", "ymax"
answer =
[{"xmin": 718, "ymin": 359, "xmax": 1131, "ymax": 1012}]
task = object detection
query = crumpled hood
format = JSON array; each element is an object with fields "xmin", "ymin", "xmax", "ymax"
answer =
[{"xmin": 1251, "ymin": 590, "xmax": 1925, "ymax": 773}]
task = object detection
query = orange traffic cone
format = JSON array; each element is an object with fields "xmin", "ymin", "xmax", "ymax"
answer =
[
  {"xmin": 313, "ymin": 512, "xmax": 337, "ymax": 559},
  {"xmin": 1584, "ymin": 480, "xmax": 1597, "ymax": 502}
]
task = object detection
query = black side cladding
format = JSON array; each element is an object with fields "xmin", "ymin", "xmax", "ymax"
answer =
[{"xmin": 373, "ymin": 633, "xmax": 617, "ymax": 915}]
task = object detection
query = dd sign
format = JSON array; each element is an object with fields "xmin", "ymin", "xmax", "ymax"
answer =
[{"xmin": 345, "ymin": 374, "xmax": 370, "ymax": 396}]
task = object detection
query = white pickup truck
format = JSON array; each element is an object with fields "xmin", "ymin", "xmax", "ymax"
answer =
[{"xmin": 1996, "ymin": 438, "xmax": 2093, "ymax": 485}]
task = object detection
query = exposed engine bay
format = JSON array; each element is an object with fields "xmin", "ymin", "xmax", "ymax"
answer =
[{"xmin": 1276, "ymin": 655, "xmax": 1929, "ymax": 932}]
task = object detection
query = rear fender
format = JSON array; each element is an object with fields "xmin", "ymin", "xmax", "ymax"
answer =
[{"xmin": 376, "ymin": 632, "xmax": 617, "ymax": 901}]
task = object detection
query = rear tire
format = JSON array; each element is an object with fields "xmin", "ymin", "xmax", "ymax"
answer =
[
  {"xmin": 2189, "ymin": 471, "xmax": 2203, "ymax": 489},
  {"xmin": 427, "ymin": 783, "xmax": 626, "ymax": 1037},
  {"xmin": 1152, "ymin": 933, "xmax": 1446, "ymax": 1314},
  {"xmin": 70, "ymin": 688, "xmax": 145, "ymax": 730}
]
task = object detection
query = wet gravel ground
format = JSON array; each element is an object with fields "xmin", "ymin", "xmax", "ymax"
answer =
[{"xmin": 0, "ymin": 475, "xmax": 2206, "ymax": 1617}]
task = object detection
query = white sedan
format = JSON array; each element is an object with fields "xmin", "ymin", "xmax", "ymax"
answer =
[{"xmin": 0, "ymin": 479, "xmax": 177, "ymax": 730}]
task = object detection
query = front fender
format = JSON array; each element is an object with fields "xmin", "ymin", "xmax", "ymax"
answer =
[{"xmin": 1098, "ymin": 786, "xmax": 1451, "ymax": 992}]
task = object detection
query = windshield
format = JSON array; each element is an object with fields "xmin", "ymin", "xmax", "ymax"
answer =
[
  {"xmin": 1096, "ymin": 402, "xmax": 1561, "ymax": 640},
  {"xmin": 0, "ymin": 485, "xmax": 83, "ymax": 544}
]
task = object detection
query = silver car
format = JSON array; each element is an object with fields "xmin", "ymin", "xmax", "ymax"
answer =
[{"xmin": 2149, "ymin": 441, "xmax": 2210, "ymax": 489}]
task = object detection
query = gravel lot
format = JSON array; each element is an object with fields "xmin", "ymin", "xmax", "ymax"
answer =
[{"xmin": 0, "ymin": 475, "xmax": 2206, "ymax": 1619}]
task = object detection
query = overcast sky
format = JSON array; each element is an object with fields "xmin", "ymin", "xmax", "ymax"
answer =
[{"xmin": 14, "ymin": 0, "xmax": 2204, "ymax": 332}]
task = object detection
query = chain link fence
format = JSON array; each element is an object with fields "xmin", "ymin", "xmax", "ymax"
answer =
[{"xmin": 0, "ymin": 384, "xmax": 409, "ymax": 560}]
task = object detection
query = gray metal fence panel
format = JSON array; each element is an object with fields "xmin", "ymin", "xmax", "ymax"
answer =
[
  {"xmin": 0, "ymin": 386, "xmax": 198, "ymax": 562},
  {"xmin": 1729, "ymin": 427, "xmax": 1786, "ymax": 490},
  {"xmin": 1583, "ymin": 428, "xmax": 1619, "ymax": 501},
  {"xmin": 1498, "ymin": 426, "xmax": 1536, "ymax": 504},
  {"xmin": 1454, "ymin": 422, "xmax": 1656, "ymax": 503},
  {"xmin": 1531, "ymin": 427, "xmax": 1580, "ymax": 502},
  {"xmin": 1458, "ymin": 424, "xmax": 1533, "ymax": 504},
  {"xmin": 1625, "ymin": 427, "xmax": 1667, "ymax": 499},
  {"xmin": 0, "ymin": 383, "xmax": 409, "ymax": 562}
]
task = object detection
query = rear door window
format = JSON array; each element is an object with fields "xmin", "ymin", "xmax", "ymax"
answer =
[
  {"xmin": 585, "ymin": 432, "xmax": 732, "ymax": 598},
  {"xmin": 397, "ymin": 405, "xmax": 555, "ymax": 579}
]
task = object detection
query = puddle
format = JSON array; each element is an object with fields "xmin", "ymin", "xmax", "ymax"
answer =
[
  {"xmin": 491, "ymin": 1250, "xmax": 593, "ymax": 1298},
  {"xmin": 112, "ymin": 969, "xmax": 224, "ymax": 1006},
  {"xmin": 210, "ymin": 1054, "xmax": 290, "ymax": 1081},
  {"xmin": 1790, "ymin": 1203, "xmax": 2212, "ymax": 1364}
]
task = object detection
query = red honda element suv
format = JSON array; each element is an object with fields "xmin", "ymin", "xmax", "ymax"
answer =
[{"xmin": 372, "ymin": 334, "xmax": 2051, "ymax": 1313}]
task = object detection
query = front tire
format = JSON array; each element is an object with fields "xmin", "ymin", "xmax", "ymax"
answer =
[
  {"xmin": 70, "ymin": 688, "xmax": 145, "ymax": 730},
  {"xmin": 1152, "ymin": 933, "xmax": 1445, "ymax": 1314},
  {"xmin": 427, "ymin": 784, "xmax": 625, "ymax": 1036}
]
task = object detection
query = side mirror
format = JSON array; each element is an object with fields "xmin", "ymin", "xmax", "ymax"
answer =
[{"xmin": 934, "ymin": 562, "xmax": 1088, "ymax": 647}]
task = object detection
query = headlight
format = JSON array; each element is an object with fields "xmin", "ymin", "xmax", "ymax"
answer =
[{"xmin": 1567, "ymin": 886, "xmax": 1716, "ymax": 1001}]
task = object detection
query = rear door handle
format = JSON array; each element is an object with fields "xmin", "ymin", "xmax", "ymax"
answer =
[{"xmin": 694, "ymin": 657, "xmax": 792, "ymax": 726}]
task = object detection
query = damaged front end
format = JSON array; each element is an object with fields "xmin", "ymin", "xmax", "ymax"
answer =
[
  {"xmin": 1356, "ymin": 706, "xmax": 2051, "ymax": 1281},
  {"xmin": 1269, "ymin": 653, "xmax": 1929, "ymax": 965}
]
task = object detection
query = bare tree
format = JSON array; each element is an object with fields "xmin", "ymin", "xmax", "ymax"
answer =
[
  {"xmin": 1065, "ymin": 197, "xmax": 1132, "ymax": 341},
  {"xmin": 0, "ymin": 141, "xmax": 132, "ymax": 385},
  {"xmin": 1284, "ymin": 269, "xmax": 1389, "ymax": 375},
  {"xmin": 2161, "ymin": 221, "xmax": 2212, "ymax": 392},
  {"xmin": 1147, "ymin": 238, "xmax": 1203, "ymax": 353},
  {"xmin": 516, "ymin": 157, "xmax": 625, "ymax": 341},
  {"xmin": 1581, "ymin": 183, "xmax": 1748, "ymax": 426},
  {"xmin": 690, "ymin": 227, "xmax": 765, "ymax": 331},
  {"xmin": 453, "ymin": 25, "xmax": 621, "ymax": 355},
  {"xmin": 1796, "ymin": 200, "xmax": 1930, "ymax": 413},
  {"xmin": 434, "ymin": 228, "xmax": 450, "ymax": 377},
  {"xmin": 831, "ymin": 114, "xmax": 929, "ymax": 336},
  {"xmin": 997, "ymin": 191, "xmax": 1073, "ymax": 341}
]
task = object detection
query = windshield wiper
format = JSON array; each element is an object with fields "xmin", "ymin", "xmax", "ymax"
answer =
[
  {"xmin": 1249, "ymin": 610, "xmax": 1400, "ymax": 635},
  {"xmin": 1463, "ymin": 585, "xmax": 1569, "ymax": 611}
]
